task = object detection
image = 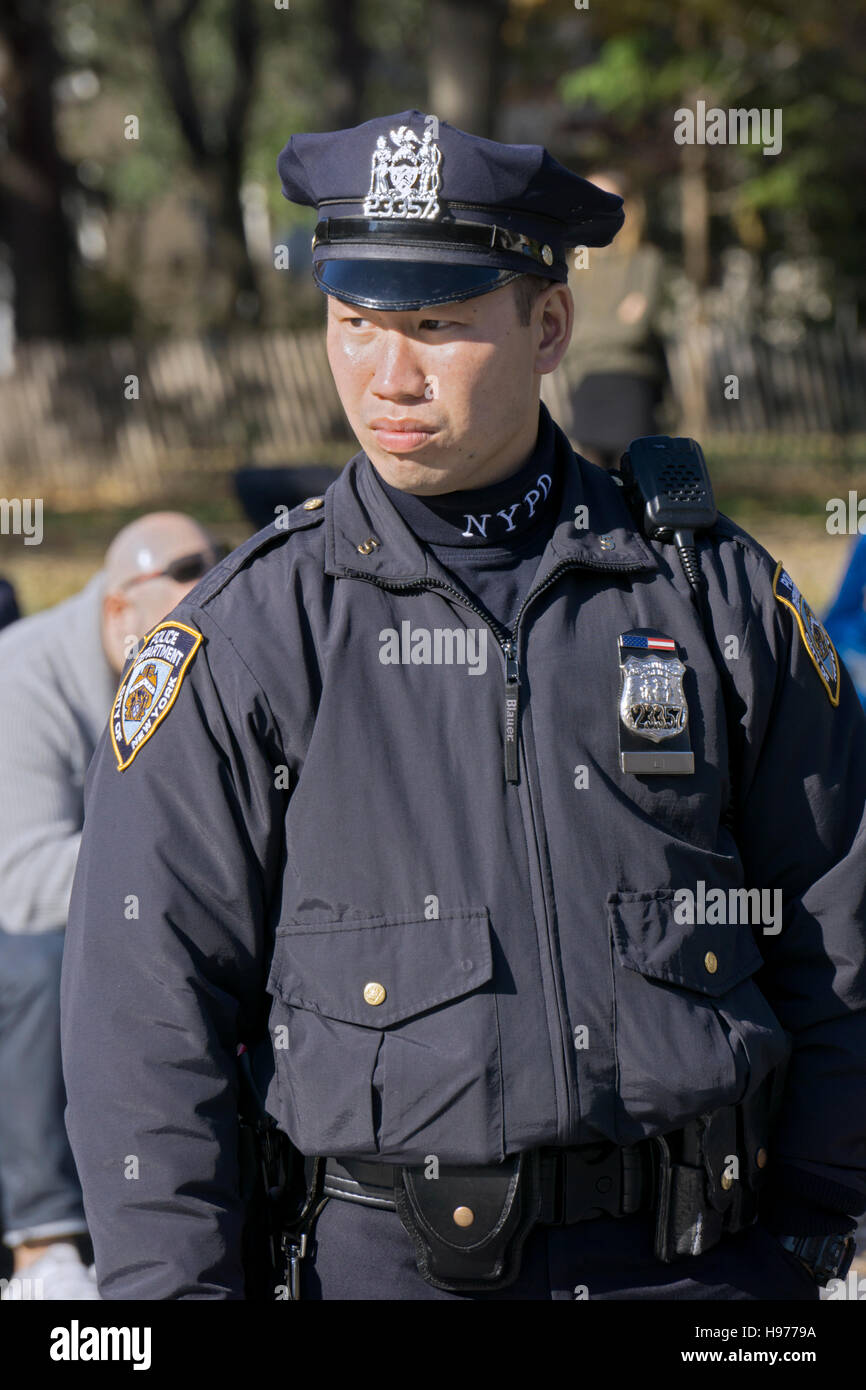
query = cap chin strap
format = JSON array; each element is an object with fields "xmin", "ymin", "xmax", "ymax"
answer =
[{"xmin": 312, "ymin": 216, "xmax": 560, "ymax": 272}]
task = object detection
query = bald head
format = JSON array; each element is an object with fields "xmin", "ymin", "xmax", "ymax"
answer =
[
  {"xmin": 103, "ymin": 512, "xmax": 214, "ymax": 592},
  {"xmin": 101, "ymin": 511, "xmax": 221, "ymax": 675}
]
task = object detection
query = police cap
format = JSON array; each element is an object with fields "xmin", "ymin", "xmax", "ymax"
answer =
[{"xmin": 276, "ymin": 109, "xmax": 625, "ymax": 310}]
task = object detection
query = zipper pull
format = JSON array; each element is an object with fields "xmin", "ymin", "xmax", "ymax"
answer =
[{"xmin": 503, "ymin": 638, "xmax": 520, "ymax": 784}]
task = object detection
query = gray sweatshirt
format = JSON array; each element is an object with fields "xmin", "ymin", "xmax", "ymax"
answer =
[{"xmin": 0, "ymin": 571, "xmax": 117, "ymax": 933}]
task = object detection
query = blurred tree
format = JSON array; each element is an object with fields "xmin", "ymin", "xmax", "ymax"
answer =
[
  {"xmin": 427, "ymin": 0, "xmax": 508, "ymax": 136},
  {"xmin": 140, "ymin": 0, "xmax": 261, "ymax": 327},
  {"xmin": 560, "ymin": 0, "xmax": 866, "ymax": 312},
  {"xmin": 325, "ymin": 0, "xmax": 370, "ymax": 129},
  {"xmin": 5, "ymin": 0, "xmax": 863, "ymax": 346},
  {"xmin": 0, "ymin": 0, "xmax": 79, "ymax": 339}
]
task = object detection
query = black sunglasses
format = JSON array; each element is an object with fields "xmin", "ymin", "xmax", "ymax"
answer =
[{"xmin": 119, "ymin": 544, "xmax": 228, "ymax": 591}]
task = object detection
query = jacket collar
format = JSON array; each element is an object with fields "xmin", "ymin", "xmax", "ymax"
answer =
[{"xmin": 324, "ymin": 405, "xmax": 658, "ymax": 584}]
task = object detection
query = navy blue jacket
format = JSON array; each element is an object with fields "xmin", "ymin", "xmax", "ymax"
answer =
[{"xmin": 60, "ymin": 416, "xmax": 866, "ymax": 1298}]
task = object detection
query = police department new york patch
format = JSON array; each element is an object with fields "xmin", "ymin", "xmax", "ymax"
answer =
[
  {"xmin": 772, "ymin": 561, "xmax": 840, "ymax": 707},
  {"xmin": 110, "ymin": 621, "xmax": 203, "ymax": 770}
]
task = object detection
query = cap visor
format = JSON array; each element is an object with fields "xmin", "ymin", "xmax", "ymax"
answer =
[{"xmin": 314, "ymin": 259, "xmax": 521, "ymax": 311}]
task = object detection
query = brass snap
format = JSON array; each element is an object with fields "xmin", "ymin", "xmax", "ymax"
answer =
[
  {"xmin": 302, "ymin": 496, "xmax": 324, "ymax": 511},
  {"xmin": 704, "ymin": 951, "xmax": 718, "ymax": 974},
  {"xmin": 721, "ymin": 1172, "xmax": 733, "ymax": 1191},
  {"xmin": 452, "ymin": 1206, "xmax": 475, "ymax": 1228},
  {"xmin": 363, "ymin": 981, "xmax": 386, "ymax": 1006}
]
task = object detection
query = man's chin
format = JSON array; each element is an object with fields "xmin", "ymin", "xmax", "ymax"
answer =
[{"xmin": 363, "ymin": 436, "xmax": 457, "ymax": 493}]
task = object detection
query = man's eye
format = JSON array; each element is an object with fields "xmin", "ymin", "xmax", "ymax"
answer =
[
  {"xmin": 343, "ymin": 317, "xmax": 371, "ymax": 328},
  {"xmin": 419, "ymin": 319, "xmax": 453, "ymax": 331}
]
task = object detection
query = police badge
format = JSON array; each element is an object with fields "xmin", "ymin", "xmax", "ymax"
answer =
[
  {"xmin": 618, "ymin": 630, "xmax": 694, "ymax": 774},
  {"xmin": 363, "ymin": 123, "xmax": 442, "ymax": 220}
]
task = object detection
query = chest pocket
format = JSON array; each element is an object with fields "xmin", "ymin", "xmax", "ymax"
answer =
[
  {"xmin": 608, "ymin": 888, "xmax": 791, "ymax": 1146},
  {"xmin": 266, "ymin": 909, "xmax": 504, "ymax": 1165}
]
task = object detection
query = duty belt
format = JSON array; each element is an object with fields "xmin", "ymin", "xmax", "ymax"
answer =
[
  {"xmin": 318, "ymin": 1140, "xmax": 652, "ymax": 1224},
  {"xmin": 283, "ymin": 1088, "xmax": 780, "ymax": 1295}
]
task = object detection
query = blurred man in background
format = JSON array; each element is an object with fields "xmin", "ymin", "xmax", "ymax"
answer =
[
  {"xmin": 0, "ymin": 512, "xmax": 222, "ymax": 1300},
  {"xmin": 544, "ymin": 170, "xmax": 668, "ymax": 470}
]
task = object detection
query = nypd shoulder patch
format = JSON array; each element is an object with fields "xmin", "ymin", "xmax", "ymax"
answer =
[
  {"xmin": 772, "ymin": 561, "xmax": 840, "ymax": 707},
  {"xmin": 111, "ymin": 620, "xmax": 203, "ymax": 770}
]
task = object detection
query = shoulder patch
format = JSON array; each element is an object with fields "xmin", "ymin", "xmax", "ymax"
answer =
[
  {"xmin": 111, "ymin": 621, "xmax": 203, "ymax": 770},
  {"xmin": 772, "ymin": 561, "xmax": 840, "ymax": 706}
]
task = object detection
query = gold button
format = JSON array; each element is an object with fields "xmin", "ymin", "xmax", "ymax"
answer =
[
  {"xmin": 363, "ymin": 981, "xmax": 386, "ymax": 1006},
  {"xmin": 721, "ymin": 1172, "xmax": 733, "ymax": 1190},
  {"xmin": 452, "ymin": 1206, "xmax": 475, "ymax": 1228},
  {"xmin": 704, "ymin": 951, "xmax": 718, "ymax": 974},
  {"xmin": 756, "ymin": 1147, "xmax": 768, "ymax": 1169},
  {"xmin": 302, "ymin": 496, "xmax": 324, "ymax": 510},
  {"xmin": 541, "ymin": 244, "xmax": 554, "ymax": 266}
]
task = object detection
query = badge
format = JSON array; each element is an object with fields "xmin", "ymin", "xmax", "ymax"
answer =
[
  {"xmin": 618, "ymin": 630, "xmax": 694, "ymax": 775},
  {"xmin": 110, "ymin": 621, "xmax": 202, "ymax": 770},
  {"xmin": 772, "ymin": 561, "xmax": 840, "ymax": 706},
  {"xmin": 363, "ymin": 123, "xmax": 442, "ymax": 220}
]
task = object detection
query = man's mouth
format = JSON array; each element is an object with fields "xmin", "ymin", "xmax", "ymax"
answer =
[{"xmin": 368, "ymin": 419, "xmax": 439, "ymax": 452}]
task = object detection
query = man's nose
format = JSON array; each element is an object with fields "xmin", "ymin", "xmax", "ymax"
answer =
[{"xmin": 370, "ymin": 331, "xmax": 429, "ymax": 399}]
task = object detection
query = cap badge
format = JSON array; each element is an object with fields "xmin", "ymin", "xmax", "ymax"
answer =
[{"xmin": 363, "ymin": 123, "xmax": 441, "ymax": 221}]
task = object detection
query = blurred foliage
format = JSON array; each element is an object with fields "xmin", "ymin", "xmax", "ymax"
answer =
[
  {"xmin": 7, "ymin": 0, "xmax": 865, "ymax": 337},
  {"xmin": 558, "ymin": 1, "xmax": 866, "ymax": 306},
  {"xmin": 49, "ymin": 0, "xmax": 437, "ymax": 336}
]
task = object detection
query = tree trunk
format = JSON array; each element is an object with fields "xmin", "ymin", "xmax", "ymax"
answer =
[
  {"xmin": 142, "ymin": 0, "xmax": 261, "ymax": 329},
  {"xmin": 427, "ymin": 0, "xmax": 508, "ymax": 137},
  {"xmin": 0, "ymin": 1, "xmax": 79, "ymax": 341},
  {"xmin": 324, "ymin": 0, "xmax": 369, "ymax": 130}
]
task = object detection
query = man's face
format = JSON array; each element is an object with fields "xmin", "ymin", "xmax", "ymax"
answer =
[
  {"xmin": 101, "ymin": 527, "xmax": 222, "ymax": 675},
  {"xmin": 325, "ymin": 280, "xmax": 567, "ymax": 494}
]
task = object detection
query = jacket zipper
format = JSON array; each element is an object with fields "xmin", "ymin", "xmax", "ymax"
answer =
[
  {"xmin": 343, "ymin": 557, "xmax": 641, "ymax": 784},
  {"xmin": 342, "ymin": 555, "xmax": 643, "ymax": 1145},
  {"xmin": 506, "ymin": 557, "xmax": 642, "ymax": 1141}
]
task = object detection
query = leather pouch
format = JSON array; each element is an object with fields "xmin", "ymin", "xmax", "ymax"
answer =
[
  {"xmin": 393, "ymin": 1151, "xmax": 541, "ymax": 1292},
  {"xmin": 651, "ymin": 1133, "xmax": 725, "ymax": 1262}
]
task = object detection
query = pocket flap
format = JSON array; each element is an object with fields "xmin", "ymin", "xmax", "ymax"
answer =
[
  {"xmin": 267, "ymin": 910, "xmax": 493, "ymax": 1027},
  {"xmin": 608, "ymin": 889, "xmax": 765, "ymax": 997}
]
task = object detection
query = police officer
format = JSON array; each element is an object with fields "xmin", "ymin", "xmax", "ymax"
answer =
[{"xmin": 60, "ymin": 110, "xmax": 866, "ymax": 1301}]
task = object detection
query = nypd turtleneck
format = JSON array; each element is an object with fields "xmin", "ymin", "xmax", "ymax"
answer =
[{"xmin": 371, "ymin": 403, "xmax": 562, "ymax": 632}]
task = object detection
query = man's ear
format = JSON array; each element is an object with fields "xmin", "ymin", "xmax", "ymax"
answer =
[{"xmin": 533, "ymin": 284, "xmax": 573, "ymax": 376}]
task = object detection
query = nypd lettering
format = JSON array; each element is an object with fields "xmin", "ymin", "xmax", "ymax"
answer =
[
  {"xmin": 379, "ymin": 622, "xmax": 487, "ymax": 675},
  {"xmin": 618, "ymin": 630, "xmax": 694, "ymax": 775},
  {"xmin": 772, "ymin": 561, "xmax": 840, "ymax": 706},
  {"xmin": 363, "ymin": 123, "xmax": 442, "ymax": 220},
  {"xmin": 461, "ymin": 472, "xmax": 552, "ymax": 540},
  {"xmin": 111, "ymin": 621, "xmax": 203, "ymax": 770}
]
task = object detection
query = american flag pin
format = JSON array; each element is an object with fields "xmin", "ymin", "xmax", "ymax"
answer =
[{"xmin": 619, "ymin": 631, "xmax": 678, "ymax": 653}]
